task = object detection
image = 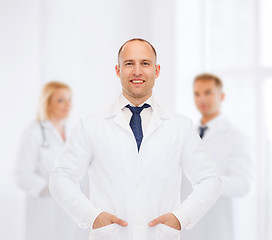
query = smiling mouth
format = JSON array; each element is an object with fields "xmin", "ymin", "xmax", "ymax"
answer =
[{"xmin": 130, "ymin": 79, "xmax": 145, "ymax": 84}]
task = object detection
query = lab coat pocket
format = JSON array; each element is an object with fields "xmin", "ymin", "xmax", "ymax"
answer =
[
  {"xmin": 90, "ymin": 223, "xmax": 119, "ymax": 240},
  {"xmin": 156, "ymin": 223, "xmax": 181, "ymax": 240}
]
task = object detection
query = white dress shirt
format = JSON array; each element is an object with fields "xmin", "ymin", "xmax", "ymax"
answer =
[{"xmin": 119, "ymin": 94, "xmax": 154, "ymax": 135}]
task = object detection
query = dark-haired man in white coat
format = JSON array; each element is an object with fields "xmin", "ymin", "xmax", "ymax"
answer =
[{"xmin": 181, "ymin": 73, "xmax": 252, "ymax": 240}]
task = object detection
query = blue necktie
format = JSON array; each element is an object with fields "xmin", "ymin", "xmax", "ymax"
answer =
[
  {"xmin": 199, "ymin": 126, "xmax": 208, "ymax": 139},
  {"xmin": 126, "ymin": 103, "xmax": 150, "ymax": 151}
]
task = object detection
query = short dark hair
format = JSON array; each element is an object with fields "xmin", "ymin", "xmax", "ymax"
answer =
[
  {"xmin": 117, "ymin": 38, "xmax": 157, "ymax": 64},
  {"xmin": 194, "ymin": 73, "xmax": 223, "ymax": 90}
]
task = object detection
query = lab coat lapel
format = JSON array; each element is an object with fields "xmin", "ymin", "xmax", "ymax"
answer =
[
  {"xmin": 142, "ymin": 100, "xmax": 170, "ymax": 145},
  {"xmin": 105, "ymin": 98, "xmax": 133, "ymax": 136},
  {"xmin": 105, "ymin": 96, "xmax": 171, "ymax": 145},
  {"xmin": 204, "ymin": 115, "xmax": 229, "ymax": 141},
  {"xmin": 203, "ymin": 127, "xmax": 216, "ymax": 141},
  {"xmin": 113, "ymin": 111, "xmax": 132, "ymax": 135},
  {"xmin": 142, "ymin": 110, "xmax": 162, "ymax": 145},
  {"xmin": 41, "ymin": 120, "xmax": 64, "ymax": 146}
]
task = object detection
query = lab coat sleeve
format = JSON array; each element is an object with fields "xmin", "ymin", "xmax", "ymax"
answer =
[
  {"xmin": 15, "ymin": 123, "xmax": 48, "ymax": 197},
  {"xmin": 221, "ymin": 132, "xmax": 253, "ymax": 197},
  {"xmin": 49, "ymin": 117, "xmax": 103, "ymax": 229},
  {"xmin": 172, "ymin": 119, "xmax": 223, "ymax": 230}
]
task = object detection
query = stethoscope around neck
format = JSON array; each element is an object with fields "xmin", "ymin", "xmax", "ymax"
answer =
[{"xmin": 39, "ymin": 123, "xmax": 50, "ymax": 148}]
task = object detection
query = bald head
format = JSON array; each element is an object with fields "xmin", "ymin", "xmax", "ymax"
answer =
[{"xmin": 118, "ymin": 38, "xmax": 157, "ymax": 64}]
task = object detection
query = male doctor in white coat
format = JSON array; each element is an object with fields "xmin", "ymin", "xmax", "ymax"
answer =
[
  {"xmin": 181, "ymin": 73, "xmax": 252, "ymax": 240},
  {"xmin": 49, "ymin": 39, "xmax": 223, "ymax": 240}
]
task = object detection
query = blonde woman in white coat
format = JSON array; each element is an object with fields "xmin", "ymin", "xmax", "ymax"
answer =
[
  {"xmin": 16, "ymin": 81, "xmax": 89, "ymax": 240},
  {"xmin": 181, "ymin": 74, "xmax": 253, "ymax": 240}
]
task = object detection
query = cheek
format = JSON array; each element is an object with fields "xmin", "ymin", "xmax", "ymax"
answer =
[
  {"xmin": 54, "ymin": 103, "xmax": 64, "ymax": 111},
  {"xmin": 151, "ymin": 70, "xmax": 157, "ymax": 79},
  {"xmin": 195, "ymin": 98, "xmax": 201, "ymax": 105},
  {"xmin": 149, "ymin": 78, "xmax": 156, "ymax": 86},
  {"xmin": 120, "ymin": 78, "xmax": 128, "ymax": 87},
  {"xmin": 122, "ymin": 68, "xmax": 132, "ymax": 77},
  {"xmin": 194, "ymin": 98, "xmax": 198, "ymax": 105},
  {"xmin": 47, "ymin": 103, "xmax": 55, "ymax": 112},
  {"xmin": 209, "ymin": 97, "xmax": 219, "ymax": 108}
]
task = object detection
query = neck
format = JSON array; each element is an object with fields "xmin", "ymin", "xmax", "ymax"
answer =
[
  {"xmin": 48, "ymin": 116, "xmax": 65, "ymax": 130},
  {"xmin": 201, "ymin": 111, "xmax": 220, "ymax": 125},
  {"xmin": 123, "ymin": 92, "xmax": 152, "ymax": 107}
]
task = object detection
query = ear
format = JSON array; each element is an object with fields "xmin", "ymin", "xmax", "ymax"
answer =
[
  {"xmin": 221, "ymin": 92, "xmax": 225, "ymax": 101},
  {"xmin": 155, "ymin": 64, "xmax": 161, "ymax": 78},
  {"xmin": 115, "ymin": 65, "xmax": 120, "ymax": 78}
]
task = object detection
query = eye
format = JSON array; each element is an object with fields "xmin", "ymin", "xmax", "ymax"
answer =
[
  {"xmin": 143, "ymin": 62, "xmax": 150, "ymax": 66},
  {"xmin": 57, "ymin": 98, "xmax": 64, "ymax": 103},
  {"xmin": 125, "ymin": 62, "xmax": 133, "ymax": 66}
]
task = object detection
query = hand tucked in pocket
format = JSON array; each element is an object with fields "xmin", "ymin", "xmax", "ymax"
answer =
[
  {"xmin": 149, "ymin": 213, "xmax": 181, "ymax": 230},
  {"xmin": 92, "ymin": 211, "xmax": 128, "ymax": 229}
]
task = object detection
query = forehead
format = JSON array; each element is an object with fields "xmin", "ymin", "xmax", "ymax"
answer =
[
  {"xmin": 52, "ymin": 88, "xmax": 71, "ymax": 96},
  {"xmin": 194, "ymin": 79, "xmax": 219, "ymax": 90},
  {"xmin": 119, "ymin": 41, "xmax": 155, "ymax": 62}
]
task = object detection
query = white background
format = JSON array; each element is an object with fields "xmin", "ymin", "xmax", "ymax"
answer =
[{"xmin": 0, "ymin": 0, "xmax": 271, "ymax": 239}]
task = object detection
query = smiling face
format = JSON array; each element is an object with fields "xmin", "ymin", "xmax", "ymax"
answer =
[
  {"xmin": 115, "ymin": 40, "xmax": 160, "ymax": 106},
  {"xmin": 194, "ymin": 79, "xmax": 224, "ymax": 119},
  {"xmin": 47, "ymin": 88, "xmax": 72, "ymax": 120}
]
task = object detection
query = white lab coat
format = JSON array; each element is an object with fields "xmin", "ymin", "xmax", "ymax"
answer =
[
  {"xmin": 181, "ymin": 115, "xmax": 252, "ymax": 240},
  {"xmin": 50, "ymin": 96, "xmax": 223, "ymax": 240},
  {"xmin": 16, "ymin": 120, "xmax": 89, "ymax": 240}
]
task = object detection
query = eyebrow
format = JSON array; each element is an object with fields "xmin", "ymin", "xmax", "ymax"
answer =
[
  {"xmin": 142, "ymin": 59, "xmax": 152, "ymax": 63},
  {"xmin": 123, "ymin": 59, "xmax": 153, "ymax": 63}
]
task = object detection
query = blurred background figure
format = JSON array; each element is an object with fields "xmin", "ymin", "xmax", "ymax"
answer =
[
  {"xmin": 15, "ymin": 81, "xmax": 89, "ymax": 240},
  {"xmin": 181, "ymin": 73, "xmax": 253, "ymax": 240}
]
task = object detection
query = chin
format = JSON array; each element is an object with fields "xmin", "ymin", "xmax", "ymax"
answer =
[
  {"xmin": 61, "ymin": 114, "xmax": 69, "ymax": 119},
  {"xmin": 200, "ymin": 111, "xmax": 209, "ymax": 116},
  {"xmin": 134, "ymin": 91, "xmax": 151, "ymax": 98}
]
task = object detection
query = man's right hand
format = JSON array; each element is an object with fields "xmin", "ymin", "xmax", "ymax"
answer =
[{"xmin": 92, "ymin": 212, "xmax": 128, "ymax": 229}]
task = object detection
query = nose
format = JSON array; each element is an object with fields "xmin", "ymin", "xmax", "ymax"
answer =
[
  {"xmin": 65, "ymin": 99, "xmax": 72, "ymax": 109},
  {"xmin": 133, "ymin": 63, "xmax": 142, "ymax": 76},
  {"xmin": 198, "ymin": 95, "xmax": 208, "ymax": 105}
]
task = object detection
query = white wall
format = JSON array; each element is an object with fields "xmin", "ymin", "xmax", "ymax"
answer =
[
  {"xmin": 40, "ymin": 0, "xmax": 178, "ymax": 115},
  {"xmin": 0, "ymin": 0, "xmax": 41, "ymax": 239}
]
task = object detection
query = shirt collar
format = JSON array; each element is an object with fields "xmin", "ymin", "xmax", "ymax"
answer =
[
  {"xmin": 119, "ymin": 93, "xmax": 155, "ymax": 110},
  {"xmin": 40, "ymin": 120, "xmax": 54, "ymax": 129},
  {"xmin": 199, "ymin": 114, "xmax": 226, "ymax": 130},
  {"xmin": 40, "ymin": 119, "xmax": 69, "ymax": 131},
  {"xmin": 105, "ymin": 94, "xmax": 170, "ymax": 119}
]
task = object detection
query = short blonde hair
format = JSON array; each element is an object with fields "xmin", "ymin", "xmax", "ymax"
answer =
[
  {"xmin": 194, "ymin": 73, "xmax": 223, "ymax": 90},
  {"xmin": 37, "ymin": 81, "xmax": 71, "ymax": 121}
]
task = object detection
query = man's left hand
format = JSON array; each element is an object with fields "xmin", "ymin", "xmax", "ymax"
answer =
[{"xmin": 148, "ymin": 213, "xmax": 181, "ymax": 230}]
